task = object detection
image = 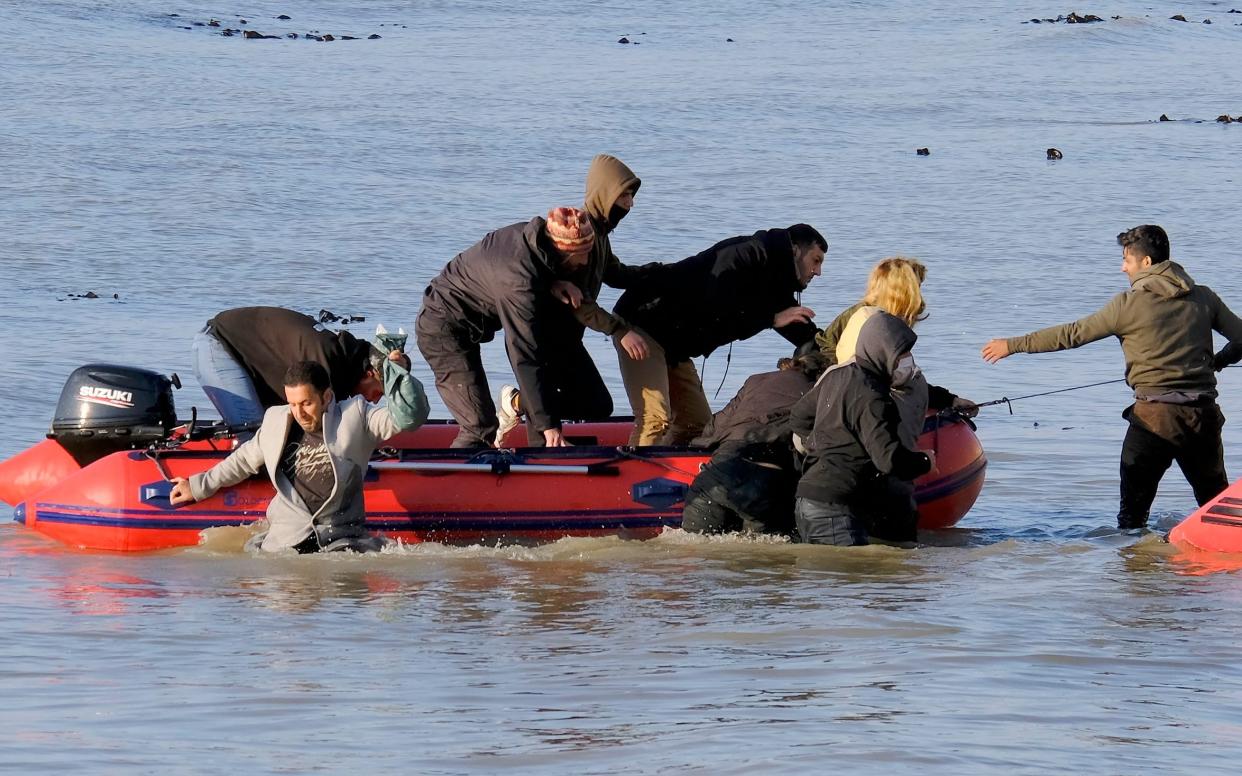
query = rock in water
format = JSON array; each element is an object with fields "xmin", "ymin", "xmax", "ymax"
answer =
[
  {"xmin": 916, "ymin": 147, "xmax": 930, "ymax": 156},
  {"xmin": 1046, "ymin": 148, "xmax": 1063, "ymax": 160}
]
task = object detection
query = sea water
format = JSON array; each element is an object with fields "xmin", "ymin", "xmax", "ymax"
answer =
[{"xmin": 2, "ymin": 1, "xmax": 1242, "ymax": 772}]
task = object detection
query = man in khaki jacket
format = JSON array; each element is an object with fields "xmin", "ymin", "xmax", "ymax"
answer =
[{"xmin": 982, "ymin": 225, "xmax": 1242, "ymax": 529}]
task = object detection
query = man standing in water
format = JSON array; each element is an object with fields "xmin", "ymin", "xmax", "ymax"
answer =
[
  {"xmin": 982, "ymin": 225, "xmax": 1242, "ymax": 530},
  {"xmin": 169, "ymin": 360, "xmax": 429, "ymax": 553}
]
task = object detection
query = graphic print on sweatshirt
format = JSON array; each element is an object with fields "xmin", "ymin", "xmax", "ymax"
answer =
[{"xmin": 279, "ymin": 425, "xmax": 334, "ymax": 516}]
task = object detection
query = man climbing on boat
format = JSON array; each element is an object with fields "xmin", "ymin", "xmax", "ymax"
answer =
[
  {"xmin": 610, "ymin": 224, "xmax": 828, "ymax": 445},
  {"xmin": 416, "ymin": 206, "xmax": 607, "ymax": 448},
  {"xmin": 981, "ymin": 224, "xmax": 1242, "ymax": 530},
  {"xmin": 494, "ymin": 154, "xmax": 660, "ymax": 446},
  {"xmin": 169, "ymin": 359, "xmax": 429, "ymax": 553},
  {"xmin": 193, "ymin": 306, "xmax": 403, "ymax": 426}
]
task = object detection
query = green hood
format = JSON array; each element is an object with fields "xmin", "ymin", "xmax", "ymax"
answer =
[
  {"xmin": 584, "ymin": 154, "xmax": 641, "ymax": 231},
  {"xmin": 1131, "ymin": 260, "xmax": 1194, "ymax": 299}
]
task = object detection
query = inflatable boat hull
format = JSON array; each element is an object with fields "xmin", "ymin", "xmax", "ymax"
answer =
[{"xmin": 8, "ymin": 416, "xmax": 986, "ymax": 551}]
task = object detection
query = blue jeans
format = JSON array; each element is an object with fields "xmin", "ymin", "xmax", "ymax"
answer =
[{"xmin": 192, "ymin": 330, "xmax": 264, "ymax": 426}]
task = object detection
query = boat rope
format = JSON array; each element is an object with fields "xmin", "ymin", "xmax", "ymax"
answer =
[
  {"xmin": 978, "ymin": 364, "xmax": 1242, "ymax": 414},
  {"xmin": 977, "ymin": 377, "xmax": 1128, "ymax": 414},
  {"xmin": 713, "ymin": 343, "xmax": 733, "ymax": 399},
  {"xmin": 614, "ymin": 446, "xmax": 702, "ymax": 478}
]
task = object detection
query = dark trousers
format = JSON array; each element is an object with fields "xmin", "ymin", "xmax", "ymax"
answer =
[
  {"xmin": 862, "ymin": 477, "xmax": 918, "ymax": 543},
  {"xmin": 523, "ymin": 338, "xmax": 613, "ymax": 446},
  {"xmin": 681, "ymin": 456, "xmax": 796, "ymax": 537},
  {"xmin": 1117, "ymin": 401, "xmax": 1228, "ymax": 529},
  {"xmin": 795, "ymin": 497, "xmax": 868, "ymax": 546},
  {"xmin": 417, "ymin": 311, "xmax": 614, "ymax": 449},
  {"xmin": 416, "ymin": 312, "xmax": 497, "ymax": 448}
]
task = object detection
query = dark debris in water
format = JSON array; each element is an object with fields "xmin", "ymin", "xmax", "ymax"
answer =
[
  {"xmin": 915, "ymin": 147, "xmax": 930, "ymax": 156},
  {"xmin": 1025, "ymin": 12, "xmax": 1106, "ymax": 24},
  {"xmin": 169, "ymin": 12, "xmax": 386, "ymax": 42},
  {"xmin": 61, "ymin": 291, "xmax": 120, "ymax": 301}
]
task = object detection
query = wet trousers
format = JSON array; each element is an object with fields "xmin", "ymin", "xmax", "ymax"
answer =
[
  {"xmin": 681, "ymin": 456, "xmax": 797, "ymax": 537},
  {"xmin": 795, "ymin": 497, "xmax": 868, "ymax": 546},
  {"xmin": 1117, "ymin": 401, "xmax": 1228, "ymax": 529}
]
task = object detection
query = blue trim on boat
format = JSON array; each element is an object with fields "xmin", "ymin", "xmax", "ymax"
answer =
[
  {"xmin": 913, "ymin": 455, "xmax": 987, "ymax": 504},
  {"xmin": 30, "ymin": 507, "xmax": 681, "ymax": 532}
]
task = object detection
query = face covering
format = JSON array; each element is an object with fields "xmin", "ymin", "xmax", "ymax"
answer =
[{"xmin": 607, "ymin": 203, "xmax": 630, "ymax": 231}]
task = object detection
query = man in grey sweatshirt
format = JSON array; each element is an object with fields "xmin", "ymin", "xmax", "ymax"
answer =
[{"xmin": 169, "ymin": 358, "xmax": 429, "ymax": 552}]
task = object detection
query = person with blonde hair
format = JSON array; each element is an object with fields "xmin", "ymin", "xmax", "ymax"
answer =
[
  {"xmin": 808, "ymin": 256, "xmax": 976, "ymax": 543},
  {"xmin": 816, "ymin": 256, "xmax": 927, "ymax": 363}
]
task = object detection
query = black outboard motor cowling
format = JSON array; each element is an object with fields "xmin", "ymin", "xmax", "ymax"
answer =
[{"xmin": 48, "ymin": 364, "xmax": 177, "ymax": 465}]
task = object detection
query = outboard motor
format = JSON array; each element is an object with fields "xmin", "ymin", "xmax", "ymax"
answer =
[{"xmin": 48, "ymin": 364, "xmax": 178, "ymax": 465}]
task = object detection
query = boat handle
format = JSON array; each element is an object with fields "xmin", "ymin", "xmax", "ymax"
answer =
[{"xmin": 369, "ymin": 461, "xmax": 619, "ymax": 476}]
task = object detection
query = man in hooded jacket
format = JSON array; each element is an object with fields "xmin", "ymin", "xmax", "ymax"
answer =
[
  {"xmin": 790, "ymin": 312, "xmax": 935, "ymax": 546},
  {"xmin": 611, "ymin": 224, "xmax": 827, "ymax": 445},
  {"xmin": 982, "ymin": 224, "xmax": 1242, "ymax": 529},
  {"xmin": 496, "ymin": 155, "xmax": 660, "ymax": 445}
]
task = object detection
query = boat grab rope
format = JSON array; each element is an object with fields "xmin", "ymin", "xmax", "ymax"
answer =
[
  {"xmin": 978, "ymin": 364, "xmax": 1242, "ymax": 414},
  {"xmin": 976, "ymin": 377, "xmax": 1128, "ymax": 414},
  {"xmin": 614, "ymin": 446, "xmax": 703, "ymax": 478}
]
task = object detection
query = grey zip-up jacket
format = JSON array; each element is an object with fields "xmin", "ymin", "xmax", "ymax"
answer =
[{"xmin": 187, "ymin": 390, "xmax": 429, "ymax": 551}]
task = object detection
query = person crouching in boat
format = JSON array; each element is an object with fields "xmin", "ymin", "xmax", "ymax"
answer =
[
  {"xmin": 789, "ymin": 312, "xmax": 935, "ymax": 546},
  {"xmin": 168, "ymin": 360, "xmax": 429, "ymax": 553},
  {"xmin": 815, "ymin": 257, "xmax": 977, "ymax": 542},
  {"xmin": 493, "ymin": 155, "xmax": 660, "ymax": 446},
  {"xmin": 416, "ymin": 207, "xmax": 605, "ymax": 449},
  {"xmin": 611, "ymin": 224, "xmax": 828, "ymax": 445},
  {"xmin": 193, "ymin": 306, "xmax": 400, "ymax": 427},
  {"xmin": 982, "ymin": 224, "xmax": 1242, "ymax": 531},
  {"xmin": 680, "ymin": 352, "xmax": 829, "ymax": 537}
]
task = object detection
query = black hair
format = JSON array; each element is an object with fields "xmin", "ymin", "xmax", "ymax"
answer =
[
  {"xmin": 1116, "ymin": 225, "xmax": 1170, "ymax": 264},
  {"xmin": 283, "ymin": 360, "xmax": 331, "ymax": 392},
  {"xmin": 776, "ymin": 352, "xmax": 829, "ymax": 379},
  {"xmin": 787, "ymin": 223, "xmax": 828, "ymax": 253}
]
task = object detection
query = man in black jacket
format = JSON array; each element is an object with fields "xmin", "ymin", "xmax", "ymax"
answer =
[
  {"xmin": 192, "ymin": 306, "xmax": 399, "ymax": 426},
  {"xmin": 416, "ymin": 207, "xmax": 601, "ymax": 448},
  {"xmin": 612, "ymin": 224, "xmax": 827, "ymax": 445},
  {"xmin": 789, "ymin": 311, "xmax": 934, "ymax": 546}
]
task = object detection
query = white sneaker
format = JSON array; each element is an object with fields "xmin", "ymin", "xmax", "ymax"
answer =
[{"xmin": 494, "ymin": 384, "xmax": 521, "ymax": 447}]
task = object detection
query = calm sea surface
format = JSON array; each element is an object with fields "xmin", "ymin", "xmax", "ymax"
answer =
[{"xmin": 3, "ymin": 1, "xmax": 1242, "ymax": 772}]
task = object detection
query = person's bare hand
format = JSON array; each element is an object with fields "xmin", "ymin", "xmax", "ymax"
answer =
[
  {"xmin": 981, "ymin": 339, "xmax": 1012, "ymax": 364},
  {"xmin": 620, "ymin": 329, "xmax": 651, "ymax": 360},
  {"xmin": 543, "ymin": 428, "xmax": 572, "ymax": 447},
  {"xmin": 169, "ymin": 477, "xmax": 196, "ymax": 506},
  {"xmin": 774, "ymin": 306, "xmax": 816, "ymax": 328},
  {"xmin": 387, "ymin": 349, "xmax": 411, "ymax": 371},
  {"xmin": 551, "ymin": 280, "xmax": 583, "ymax": 309}
]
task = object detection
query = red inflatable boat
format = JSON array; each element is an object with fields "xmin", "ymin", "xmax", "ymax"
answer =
[
  {"xmin": 1168, "ymin": 477, "xmax": 1242, "ymax": 554},
  {"xmin": 0, "ymin": 364, "xmax": 987, "ymax": 552}
]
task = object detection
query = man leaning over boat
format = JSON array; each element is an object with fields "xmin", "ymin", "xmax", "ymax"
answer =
[{"xmin": 168, "ymin": 359, "xmax": 429, "ymax": 553}]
